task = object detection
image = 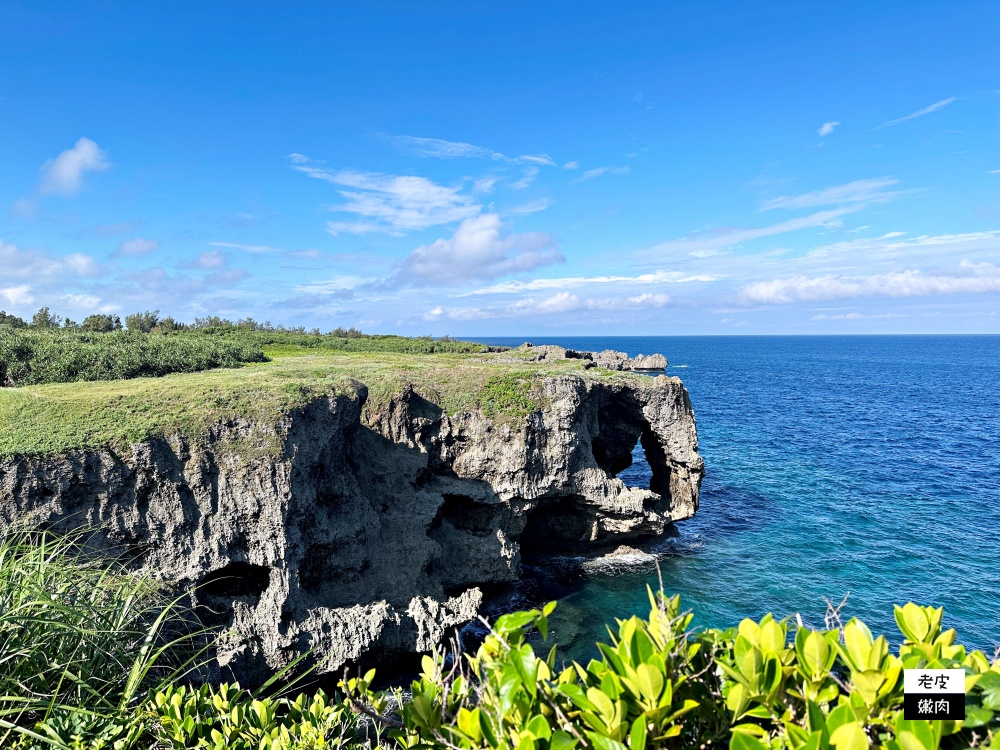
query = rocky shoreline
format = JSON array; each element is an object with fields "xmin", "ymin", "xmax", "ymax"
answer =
[{"xmin": 0, "ymin": 350, "xmax": 702, "ymax": 687}]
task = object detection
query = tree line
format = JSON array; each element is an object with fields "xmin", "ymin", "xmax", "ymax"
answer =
[{"xmin": 0, "ymin": 307, "xmax": 365, "ymax": 338}]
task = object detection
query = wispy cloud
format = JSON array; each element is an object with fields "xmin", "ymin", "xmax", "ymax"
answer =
[
  {"xmin": 510, "ymin": 167, "xmax": 539, "ymax": 190},
  {"xmin": 811, "ymin": 312, "xmax": 905, "ymax": 320},
  {"xmin": 818, "ymin": 121, "xmax": 840, "ymax": 136},
  {"xmin": 761, "ymin": 177, "xmax": 902, "ymax": 211},
  {"xmin": 563, "ymin": 161, "xmax": 579, "ymax": 170},
  {"xmin": 397, "ymin": 213, "xmax": 563, "ymax": 285},
  {"xmin": 424, "ymin": 290, "xmax": 670, "ymax": 321},
  {"xmin": 574, "ymin": 165, "xmax": 629, "ymax": 182},
  {"xmin": 208, "ymin": 241, "xmax": 281, "ymax": 253},
  {"xmin": 643, "ymin": 207, "xmax": 856, "ymax": 257},
  {"xmin": 878, "ymin": 97, "xmax": 956, "ymax": 127},
  {"xmin": 382, "ymin": 135, "xmax": 554, "ymax": 166},
  {"xmin": 507, "ymin": 197, "xmax": 553, "ymax": 215},
  {"xmin": 290, "ymin": 156, "xmax": 481, "ymax": 235},
  {"xmin": 462, "ymin": 270, "xmax": 717, "ymax": 296},
  {"xmin": 39, "ymin": 138, "xmax": 110, "ymax": 196},
  {"xmin": 740, "ymin": 262, "xmax": 1000, "ymax": 304}
]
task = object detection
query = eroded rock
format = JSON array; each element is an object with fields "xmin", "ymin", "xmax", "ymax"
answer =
[{"xmin": 0, "ymin": 372, "xmax": 701, "ymax": 686}]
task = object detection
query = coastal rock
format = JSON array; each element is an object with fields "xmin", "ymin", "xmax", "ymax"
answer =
[
  {"xmin": 502, "ymin": 345, "xmax": 667, "ymax": 372},
  {"xmin": 632, "ymin": 353, "xmax": 668, "ymax": 371},
  {"xmin": 0, "ymin": 372, "xmax": 701, "ymax": 686}
]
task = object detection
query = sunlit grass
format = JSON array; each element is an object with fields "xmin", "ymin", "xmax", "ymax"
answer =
[{"xmin": 0, "ymin": 351, "xmax": 638, "ymax": 458}]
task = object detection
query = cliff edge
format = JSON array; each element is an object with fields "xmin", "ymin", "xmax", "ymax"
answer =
[{"xmin": 0, "ymin": 353, "xmax": 702, "ymax": 685}]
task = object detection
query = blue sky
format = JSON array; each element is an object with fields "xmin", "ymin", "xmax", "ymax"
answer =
[{"xmin": 2, "ymin": 2, "xmax": 999, "ymax": 335}]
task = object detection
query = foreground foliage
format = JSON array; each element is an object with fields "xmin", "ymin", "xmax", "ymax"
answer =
[
  {"xmin": 1, "ymin": 529, "xmax": 996, "ymax": 749},
  {"xmin": 345, "ymin": 591, "xmax": 1000, "ymax": 750}
]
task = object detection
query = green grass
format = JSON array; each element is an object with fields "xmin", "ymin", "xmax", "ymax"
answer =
[
  {"xmin": 0, "ymin": 351, "xmax": 639, "ymax": 459},
  {"xmin": 0, "ymin": 530, "xmax": 197, "ymax": 748},
  {"xmin": 477, "ymin": 371, "xmax": 538, "ymax": 419}
]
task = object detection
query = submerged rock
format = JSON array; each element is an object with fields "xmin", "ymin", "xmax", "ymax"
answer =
[{"xmin": 0, "ymin": 371, "xmax": 701, "ymax": 686}]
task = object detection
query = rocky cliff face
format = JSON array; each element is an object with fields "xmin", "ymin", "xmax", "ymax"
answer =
[{"xmin": 0, "ymin": 372, "xmax": 702, "ymax": 686}]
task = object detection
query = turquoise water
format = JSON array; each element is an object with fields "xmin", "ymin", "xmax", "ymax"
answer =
[{"xmin": 475, "ymin": 336, "xmax": 1000, "ymax": 659}]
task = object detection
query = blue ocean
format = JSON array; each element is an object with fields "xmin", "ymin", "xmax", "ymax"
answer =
[{"xmin": 474, "ymin": 335, "xmax": 1000, "ymax": 659}]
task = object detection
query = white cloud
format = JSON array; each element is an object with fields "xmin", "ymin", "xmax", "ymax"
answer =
[
  {"xmin": 472, "ymin": 176, "xmax": 497, "ymax": 194},
  {"xmin": 507, "ymin": 197, "xmax": 552, "ymax": 215},
  {"xmin": 295, "ymin": 275, "xmax": 370, "ymax": 295},
  {"xmin": 818, "ymin": 121, "xmax": 840, "ymax": 136},
  {"xmin": 1, "ymin": 285, "xmax": 34, "ymax": 306},
  {"xmin": 398, "ymin": 213, "xmax": 563, "ymax": 284},
  {"xmin": 0, "ymin": 241, "xmax": 102, "ymax": 280},
  {"xmin": 39, "ymin": 138, "xmax": 110, "ymax": 196},
  {"xmin": 575, "ymin": 165, "xmax": 629, "ymax": 182},
  {"xmin": 208, "ymin": 241, "xmax": 281, "ymax": 253},
  {"xmin": 291, "ymin": 159, "xmax": 481, "ymax": 235},
  {"xmin": 193, "ymin": 250, "xmax": 228, "ymax": 269},
  {"xmin": 740, "ymin": 265, "xmax": 1000, "ymax": 305},
  {"xmin": 879, "ymin": 97, "xmax": 956, "ymax": 127},
  {"xmin": 563, "ymin": 161, "xmax": 579, "ymax": 170},
  {"xmin": 811, "ymin": 312, "xmax": 905, "ymax": 320},
  {"xmin": 760, "ymin": 177, "xmax": 901, "ymax": 210},
  {"xmin": 462, "ymin": 270, "xmax": 716, "ymax": 296},
  {"xmin": 425, "ymin": 290, "xmax": 670, "ymax": 321},
  {"xmin": 382, "ymin": 135, "xmax": 554, "ymax": 166},
  {"xmin": 60, "ymin": 293, "xmax": 104, "ymax": 310},
  {"xmin": 116, "ymin": 237, "xmax": 160, "ymax": 256},
  {"xmin": 510, "ymin": 167, "xmax": 539, "ymax": 190}
]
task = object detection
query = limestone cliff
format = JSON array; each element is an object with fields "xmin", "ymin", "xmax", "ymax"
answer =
[{"xmin": 0, "ymin": 370, "xmax": 702, "ymax": 686}]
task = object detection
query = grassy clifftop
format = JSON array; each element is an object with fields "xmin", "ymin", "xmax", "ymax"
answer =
[{"xmin": 0, "ymin": 349, "xmax": 640, "ymax": 459}]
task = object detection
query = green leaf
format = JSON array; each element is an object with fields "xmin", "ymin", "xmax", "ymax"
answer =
[
  {"xmin": 977, "ymin": 671, "xmax": 1000, "ymax": 710},
  {"xmin": 497, "ymin": 610, "xmax": 538, "ymax": 634},
  {"xmin": 726, "ymin": 683, "xmax": 750, "ymax": 718},
  {"xmin": 759, "ymin": 620, "xmax": 786, "ymax": 655},
  {"xmin": 525, "ymin": 714, "xmax": 551, "ymax": 741},
  {"xmin": 802, "ymin": 631, "xmax": 829, "ymax": 679},
  {"xmin": 456, "ymin": 707, "xmax": 481, "ymax": 741},
  {"xmin": 829, "ymin": 722, "xmax": 867, "ymax": 750},
  {"xmin": 587, "ymin": 687, "xmax": 616, "ymax": 723},
  {"xmin": 586, "ymin": 732, "xmax": 628, "ymax": 750},
  {"xmin": 895, "ymin": 603, "xmax": 930, "ymax": 643},
  {"xmin": 730, "ymin": 730, "xmax": 770, "ymax": 750},
  {"xmin": 962, "ymin": 705, "xmax": 993, "ymax": 728},
  {"xmin": 629, "ymin": 716, "xmax": 647, "ymax": 750},
  {"xmin": 841, "ymin": 619, "xmax": 874, "ymax": 671},
  {"xmin": 635, "ymin": 664, "xmax": 663, "ymax": 704},
  {"xmin": 825, "ymin": 704, "xmax": 857, "ymax": 735},
  {"xmin": 551, "ymin": 730, "xmax": 577, "ymax": 750}
]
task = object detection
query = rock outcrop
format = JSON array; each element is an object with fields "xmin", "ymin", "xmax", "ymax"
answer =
[
  {"xmin": 0, "ymin": 371, "xmax": 702, "ymax": 686},
  {"xmin": 504, "ymin": 344, "xmax": 669, "ymax": 372}
]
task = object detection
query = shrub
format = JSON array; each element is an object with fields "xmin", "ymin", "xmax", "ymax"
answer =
[
  {"xmin": 0, "ymin": 329, "xmax": 265, "ymax": 386},
  {"xmin": 124, "ymin": 311, "xmax": 160, "ymax": 333},
  {"xmin": 80, "ymin": 314, "xmax": 122, "ymax": 333},
  {"xmin": 345, "ymin": 591, "xmax": 1000, "ymax": 750},
  {"xmin": 0, "ymin": 311, "xmax": 28, "ymax": 328}
]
